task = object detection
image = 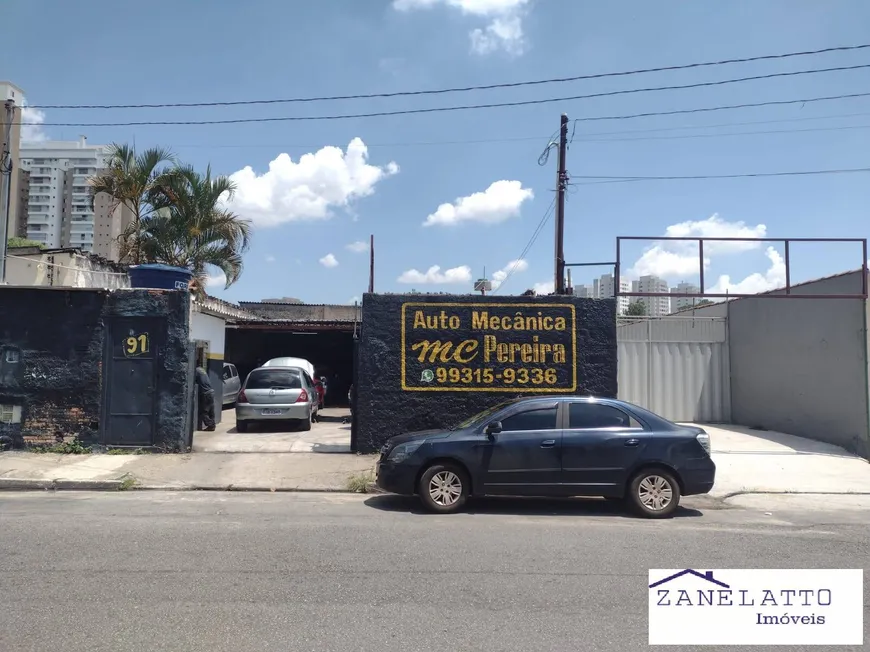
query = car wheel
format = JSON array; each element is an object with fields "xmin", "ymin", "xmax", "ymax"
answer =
[
  {"xmin": 236, "ymin": 420, "xmax": 249, "ymax": 433},
  {"xmin": 628, "ymin": 469, "xmax": 681, "ymax": 518},
  {"xmin": 298, "ymin": 412, "xmax": 312, "ymax": 431},
  {"xmin": 418, "ymin": 463, "xmax": 469, "ymax": 514}
]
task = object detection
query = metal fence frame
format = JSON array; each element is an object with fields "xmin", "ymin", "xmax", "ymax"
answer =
[{"xmin": 614, "ymin": 236, "xmax": 868, "ymax": 300}]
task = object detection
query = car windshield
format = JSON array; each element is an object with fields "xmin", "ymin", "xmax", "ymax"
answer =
[
  {"xmin": 246, "ymin": 369, "xmax": 302, "ymax": 390},
  {"xmin": 450, "ymin": 399, "xmax": 521, "ymax": 430}
]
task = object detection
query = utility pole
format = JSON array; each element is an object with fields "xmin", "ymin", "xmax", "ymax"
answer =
[
  {"xmin": 367, "ymin": 234, "xmax": 374, "ymax": 293},
  {"xmin": 554, "ymin": 113, "xmax": 569, "ymax": 294},
  {"xmin": 0, "ymin": 98, "xmax": 15, "ymax": 285}
]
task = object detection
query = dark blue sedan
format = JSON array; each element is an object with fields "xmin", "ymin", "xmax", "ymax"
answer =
[{"xmin": 375, "ymin": 396, "xmax": 715, "ymax": 518}]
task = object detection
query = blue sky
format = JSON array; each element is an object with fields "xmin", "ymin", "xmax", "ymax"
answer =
[{"xmin": 6, "ymin": 0, "xmax": 870, "ymax": 303}]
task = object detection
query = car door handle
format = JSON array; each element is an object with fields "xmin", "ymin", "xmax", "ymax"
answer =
[
  {"xmin": 625, "ymin": 438, "xmax": 640, "ymax": 447},
  {"xmin": 540, "ymin": 439, "xmax": 556, "ymax": 448}
]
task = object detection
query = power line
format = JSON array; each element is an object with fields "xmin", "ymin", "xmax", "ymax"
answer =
[
  {"xmin": 169, "ymin": 112, "xmax": 870, "ymax": 149},
  {"xmin": 493, "ymin": 196, "xmax": 557, "ymax": 295},
  {"xmin": 18, "ymin": 71, "xmax": 870, "ymax": 128},
  {"xmin": 568, "ymin": 167, "xmax": 870, "ymax": 185},
  {"xmin": 27, "ymin": 43, "xmax": 870, "ymax": 110}
]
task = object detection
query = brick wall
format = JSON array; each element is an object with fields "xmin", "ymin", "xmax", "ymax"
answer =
[{"xmin": 0, "ymin": 287, "xmax": 191, "ymax": 450}]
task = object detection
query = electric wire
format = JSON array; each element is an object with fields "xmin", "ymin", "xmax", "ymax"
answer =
[
  {"xmin": 568, "ymin": 167, "xmax": 870, "ymax": 185},
  {"xmin": 493, "ymin": 196, "xmax": 557, "ymax": 295},
  {"xmin": 26, "ymin": 43, "xmax": 870, "ymax": 110},
  {"xmin": 17, "ymin": 78, "xmax": 870, "ymax": 128}
]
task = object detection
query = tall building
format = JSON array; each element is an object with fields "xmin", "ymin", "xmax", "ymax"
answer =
[
  {"xmin": 92, "ymin": 193, "xmax": 133, "ymax": 261},
  {"xmin": 593, "ymin": 273, "xmax": 631, "ymax": 314},
  {"xmin": 670, "ymin": 281, "xmax": 702, "ymax": 312},
  {"xmin": 631, "ymin": 275, "xmax": 671, "ymax": 316},
  {"xmin": 19, "ymin": 137, "xmax": 113, "ymax": 255},
  {"xmin": 573, "ymin": 283, "xmax": 594, "ymax": 298},
  {"xmin": 0, "ymin": 81, "xmax": 24, "ymax": 241}
]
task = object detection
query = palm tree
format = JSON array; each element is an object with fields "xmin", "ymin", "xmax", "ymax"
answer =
[
  {"xmin": 139, "ymin": 165, "xmax": 252, "ymax": 291},
  {"xmin": 88, "ymin": 143, "xmax": 176, "ymax": 264}
]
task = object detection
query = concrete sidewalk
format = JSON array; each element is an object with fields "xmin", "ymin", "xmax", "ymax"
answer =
[
  {"xmin": 0, "ymin": 423, "xmax": 867, "ymax": 499},
  {"xmin": 0, "ymin": 451, "xmax": 377, "ymax": 492}
]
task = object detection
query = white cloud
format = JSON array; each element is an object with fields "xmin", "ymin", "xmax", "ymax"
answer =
[
  {"xmin": 205, "ymin": 270, "xmax": 227, "ymax": 289},
  {"xmin": 393, "ymin": 0, "xmax": 530, "ymax": 55},
  {"xmin": 20, "ymin": 106, "xmax": 48, "ymax": 143},
  {"xmin": 491, "ymin": 258, "xmax": 528, "ymax": 290},
  {"xmin": 707, "ymin": 246, "xmax": 786, "ymax": 295},
  {"xmin": 346, "ymin": 240, "xmax": 368, "ymax": 253},
  {"xmin": 398, "ymin": 264, "xmax": 472, "ymax": 284},
  {"xmin": 423, "ymin": 180, "xmax": 533, "ymax": 227},
  {"xmin": 319, "ymin": 253, "xmax": 339, "ymax": 268},
  {"xmin": 225, "ymin": 138, "xmax": 398, "ymax": 227},
  {"xmin": 630, "ymin": 214, "xmax": 767, "ymax": 278},
  {"xmin": 265, "ymin": 254, "xmax": 276, "ymax": 263},
  {"xmin": 532, "ymin": 280, "xmax": 554, "ymax": 295}
]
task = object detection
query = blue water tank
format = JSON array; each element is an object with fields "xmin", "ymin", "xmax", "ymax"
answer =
[{"xmin": 129, "ymin": 264, "xmax": 193, "ymax": 291}]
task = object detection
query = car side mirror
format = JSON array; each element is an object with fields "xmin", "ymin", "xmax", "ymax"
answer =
[{"xmin": 485, "ymin": 421, "xmax": 502, "ymax": 437}]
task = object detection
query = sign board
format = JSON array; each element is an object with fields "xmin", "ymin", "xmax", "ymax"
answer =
[
  {"xmin": 401, "ymin": 302, "xmax": 577, "ymax": 392},
  {"xmin": 123, "ymin": 332, "xmax": 150, "ymax": 357}
]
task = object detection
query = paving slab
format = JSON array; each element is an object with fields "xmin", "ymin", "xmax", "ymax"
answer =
[
  {"xmin": 194, "ymin": 407, "xmax": 352, "ymax": 453},
  {"xmin": 686, "ymin": 423, "xmax": 870, "ymax": 498}
]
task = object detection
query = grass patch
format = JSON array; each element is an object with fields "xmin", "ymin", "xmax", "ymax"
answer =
[
  {"xmin": 106, "ymin": 447, "xmax": 150, "ymax": 455},
  {"xmin": 31, "ymin": 440, "xmax": 91, "ymax": 455},
  {"xmin": 345, "ymin": 470, "xmax": 375, "ymax": 493},
  {"xmin": 118, "ymin": 476, "xmax": 137, "ymax": 491}
]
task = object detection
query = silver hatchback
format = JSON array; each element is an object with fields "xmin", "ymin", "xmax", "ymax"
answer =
[{"xmin": 235, "ymin": 366, "xmax": 319, "ymax": 433}]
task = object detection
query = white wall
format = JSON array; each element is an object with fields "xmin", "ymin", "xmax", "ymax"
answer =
[
  {"xmin": 190, "ymin": 311, "xmax": 226, "ymax": 356},
  {"xmin": 5, "ymin": 250, "xmax": 129, "ymax": 289}
]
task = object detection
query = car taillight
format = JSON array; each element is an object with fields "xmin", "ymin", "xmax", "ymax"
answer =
[
  {"xmin": 696, "ymin": 431, "xmax": 711, "ymax": 455},
  {"xmin": 238, "ymin": 389, "xmax": 247, "ymax": 403},
  {"xmin": 296, "ymin": 388, "xmax": 309, "ymax": 403}
]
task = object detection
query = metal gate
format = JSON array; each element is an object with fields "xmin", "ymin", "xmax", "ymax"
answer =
[
  {"xmin": 617, "ymin": 316, "xmax": 730, "ymax": 422},
  {"xmin": 101, "ymin": 317, "xmax": 164, "ymax": 446}
]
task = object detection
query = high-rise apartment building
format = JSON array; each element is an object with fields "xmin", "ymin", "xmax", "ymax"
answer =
[
  {"xmin": 0, "ymin": 82, "xmax": 24, "ymax": 241},
  {"xmin": 631, "ymin": 275, "xmax": 671, "ymax": 316},
  {"xmin": 18, "ymin": 137, "xmax": 131, "ymax": 257},
  {"xmin": 670, "ymin": 281, "xmax": 702, "ymax": 312},
  {"xmin": 573, "ymin": 283, "xmax": 594, "ymax": 298},
  {"xmin": 593, "ymin": 273, "xmax": 631, "ymax": 314}
]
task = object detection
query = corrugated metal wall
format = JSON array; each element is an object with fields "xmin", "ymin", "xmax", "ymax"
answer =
[{"xmin": 617, "ymin": 317, "xmax": 730, "ymax": 422}]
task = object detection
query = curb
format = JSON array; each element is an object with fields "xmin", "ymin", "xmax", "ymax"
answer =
[
  {"xmin": 0, "ymin": 478, "xmax": 371, "ymax": 494},
  {"xmin": 0, "ymin": 478, "xmax": 126, "ymax": 491},
  {"xmin": 719, "ymin": 490, "xmax": 870, "ymax": 501}
]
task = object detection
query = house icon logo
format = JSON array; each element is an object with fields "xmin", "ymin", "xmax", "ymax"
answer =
[{"xmin": 649, "ymin": 569, "xmax": 730, "ymax": 589}]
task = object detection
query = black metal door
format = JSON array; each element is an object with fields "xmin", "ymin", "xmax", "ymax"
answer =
[{"xmin": 102, "ymin": 318, "xmax": 163, "ymax": 446}]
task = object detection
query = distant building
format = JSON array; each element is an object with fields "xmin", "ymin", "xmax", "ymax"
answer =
[
  {"xmin": 18, "ymin": 137, "xmax": 131, "ymax": 260},
  {"xmin": 593, "ymin": 273, "xmax": 631, "ymax": 315},
  {"xmin": 632, "ymin": 275, "xmax": 671, "ymax": 317},
  {"xmin": 573, "ymin": 284, "xmax": 594, "ymax": 298},
  {"xmin": 671, "ymin": 282, "xmax": 702, "ymax": 312}
]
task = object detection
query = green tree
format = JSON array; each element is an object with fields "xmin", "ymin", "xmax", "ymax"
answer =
[
  {"xmin": 626, "ymin": 301, "xmax": 647, "ymax": 316},
  {"xmin": 140, "ymin": 165, "xmax": 252, "ymax": 291},
  {"xmin": 88, "ymin": 143, "xmax": 177, "ymax": 264},
  {"xmin": 696, "ymin": 299, "xmax": 714, "ymax": 307}
]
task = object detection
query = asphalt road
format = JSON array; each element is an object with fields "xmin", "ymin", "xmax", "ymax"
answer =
[{"xmin": 0, "ymin": 492, "xmax": 867, "ymax": 652}]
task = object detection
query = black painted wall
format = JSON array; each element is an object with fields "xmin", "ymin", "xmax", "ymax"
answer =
[
  {"xmin": 0, "ymin": 287, "xmax": 191, "ymax": 451},
  {"xmin": 354, "ymin": 293, "xmax": 617, "ymax": 453}
]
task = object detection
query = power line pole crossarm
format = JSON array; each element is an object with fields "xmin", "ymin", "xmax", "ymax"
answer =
[{"xmin": 554, "ymin": 113, "xmax": 569, "ymax": 294}]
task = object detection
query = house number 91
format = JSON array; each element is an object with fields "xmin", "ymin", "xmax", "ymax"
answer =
[{"xmin": 125, "ymin": 333, "xmax": 150, "ymax": 356}]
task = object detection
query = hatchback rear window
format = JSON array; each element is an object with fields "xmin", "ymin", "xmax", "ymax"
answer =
[{"xmin": 246, "ymin": 369, "xmax": 302, "ymax": 389}]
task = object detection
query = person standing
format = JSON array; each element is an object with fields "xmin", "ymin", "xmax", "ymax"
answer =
[{"xmin": 195, "ymin": 366, "xmax": 216, "ymax": 431}]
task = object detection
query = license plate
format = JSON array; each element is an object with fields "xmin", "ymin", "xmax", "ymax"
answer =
[{"xmin": 261, "ymin": 409, "xmax": 282, "ymax": 416}]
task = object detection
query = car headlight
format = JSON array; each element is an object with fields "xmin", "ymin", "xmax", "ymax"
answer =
[{"xmin": 387, "ymin": 441, "xmax": 424, "ymax": 463}]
